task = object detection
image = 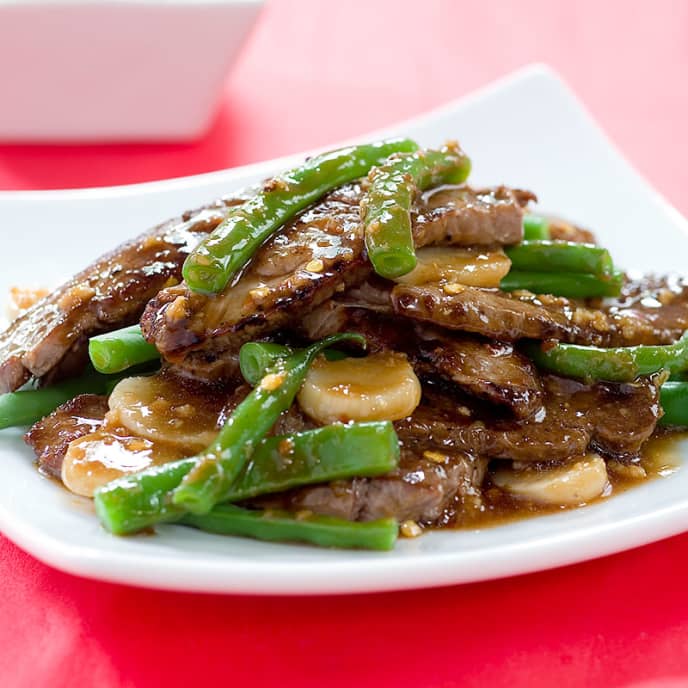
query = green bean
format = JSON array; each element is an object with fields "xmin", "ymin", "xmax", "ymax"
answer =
[
  {"xmin": 0, "ymin": 369, "xmax": 110, "ymax": 429},
  {"xmin": 363, "ymin": 142, "xmax": 471, "ymax": 279},
  {"xmin": 0, "ymin": 355, "xmax": 162, "ymax": 430},
  {"xmin": 182, "ymin": 139, "xmax": 419, "ymax": 294},
  {"xmin": 523, "ymin": 214, "xmax": 550, "ymax": 240},
  {"xmin": 239, "ymin": 342, "xmax": 346, "ymax": 387},
  {"xmin": 231, "ymin": 421, "xmax": 398, "ymax": 499},
  {"xmin": 505, "ymin": 241, "xmax": 613, "ymax": 277},
  {"xmin": 89, "ymin": 325, "xmax": 159, "ymax": 374},
  {"xmin": 95, "ymin": 459, "xmax": 192, "ymax": 534},
  {"xmin": 172, "ymin": 333, "xmax": 366, "ymax": 514},
  {"xmin": 500, "ymin": 270, "xmax": 623, "ymax": 298},
  {"xmin": 181, "ymin": 504, "xmax": 398, "ymax": 551},
  {"xmin": 659, "ymin": 382, "xmax": 688, "ymax": 427},
  {"xmin": 238, "ymin": 342, "xmax": 292, "ymax": 386},
  {"xmin": 524, "ymin": 333, "xmax": 688, "ymax": 383},
  {"xmin": 95, "ymin": 421, "xmax": 398, "ymax": 535}
]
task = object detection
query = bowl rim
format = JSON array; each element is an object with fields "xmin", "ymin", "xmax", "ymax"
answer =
[{"xmin": 0, "ymin": 0, "xmax": 264, "ymax": 7}]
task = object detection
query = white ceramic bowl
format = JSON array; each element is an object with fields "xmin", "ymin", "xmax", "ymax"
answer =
[{"xmin": 0, "ymin": 0, "xmax": 263, "ymax": 142}]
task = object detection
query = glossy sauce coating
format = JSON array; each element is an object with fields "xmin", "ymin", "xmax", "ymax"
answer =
[
  {"xmin": 394, "ymin": 246, "xmax": 511, "ymax": 289},
  {"xmin": 62, "ymin": 428, "xmax": 185, "ymax": 497},
  {"xmin": 108, "ymin": 373, "xmax": 228, "ymax": 450},
  {"xmin": 453, "ymin": 431, "xmax": 686, "ymax": 530}
]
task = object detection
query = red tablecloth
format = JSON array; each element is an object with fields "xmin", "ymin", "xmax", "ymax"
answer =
[{"xmin": 1, "ymin": 2, "xmax": 687, "ymax": 686}]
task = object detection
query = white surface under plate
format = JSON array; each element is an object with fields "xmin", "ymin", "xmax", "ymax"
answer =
[{"xmin": 1, "ymin": 64, "xmax": 687, "ymax": 594}]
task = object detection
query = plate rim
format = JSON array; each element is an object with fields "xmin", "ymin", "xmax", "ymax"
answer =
[
  {"xmin": 4, "ymin": 484, "xmax": 688, "ymax": 595},
  {"xmin": 1, "ymin": 65, "xmax": 553, "ymax": 198}
]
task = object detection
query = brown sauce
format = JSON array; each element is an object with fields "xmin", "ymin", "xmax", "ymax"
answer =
[
  {"xmin": 452, "ymin": 430, "xmax": 687, "ymax": 531},
  {"xmin": 42, "ymin": 418, "xmax": 687, "ymax": 531},
  {"xmin": 34, "ymin": 369, "xmax": 687, "ymax": 533}
]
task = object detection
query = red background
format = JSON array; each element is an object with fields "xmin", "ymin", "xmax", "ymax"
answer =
[{"xmin": 1, "ymin": 1, "xmax": 687, "ymax": 686}]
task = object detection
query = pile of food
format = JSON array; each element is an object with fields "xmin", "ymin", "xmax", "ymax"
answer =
[{"xmin": 0, "ymin": 138, "xmax": 686, "ymax": 551}]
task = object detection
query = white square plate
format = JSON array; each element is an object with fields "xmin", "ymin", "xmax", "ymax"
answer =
[{"xmin": 1, "ymin": 65, "xmax": 687, "ymax": 594}]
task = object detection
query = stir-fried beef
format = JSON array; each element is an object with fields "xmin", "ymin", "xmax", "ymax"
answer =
[
  {"xmin": 0, "ymin": 177, "xmax": 536, "ymax": 389},
  {"xmin": 142, "ymin": 184, "xmax": 533, "ymax": 381},
  {"xmin": 0, "ymin": 199, "xmax": 241, "ymax": 393},
  {"xmin": 10, "ymin": 160, "xmax": 685, "ymax": 534},
  {"xmin": 414, "ymin": 335, "xmax": 542, "ymax": 419},
  {"xmin": 601, "ymin": 273, "xmax": 688, "ymax": 343},
  {"xmin": 396, "ymin": 374, "xmax": 662, "ymax": 462},
  {"xmin": 301, "ymin": 303, "xmax": 543, "ymax": 418},
  {"xmin": 392, "ymin": 284, "xmax": 583, "ymax": 341},
  {"xmin": 24, "ymin": 394, "xmax": 109, "ymax": 477},
  {"xmin": 25, "ymin": 377, "xmax": 487, "ymax": 524},
  {"xmin": 413, "ymin": 185, "xmax": 534, "ymax": 247},
  {"xmin": 141, "ymin": 185, "xmax": 367, "ymax": 381},
  {"xmin": 257, "ymin": 449, "xmax": 487, "ymax": 525},
  {"xmin": 23, "ymin": 379, "xmax": 316, "ymax": 481},
  {"xmin": 547, "ymin": 216, "xmax": 597, "ymax": 244},
  {"xmin": 392, "ymin": 276, "xmax": 688, "ymax": 346},
  {"xmin": 23, "ymin": 368, "xmax": 659, "ymax": 523}
]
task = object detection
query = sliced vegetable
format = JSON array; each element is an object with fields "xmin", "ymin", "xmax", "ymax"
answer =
[
  {"xmin": 62, "ymin": 431, "xmax": 184, "ymax": 498},
  {"xmin": 363, "ymin": 142, "xmax": 471, "ymax": 279},
  {"xmin": 393, "ymin": 246, "xmax": 511, "ymax": 288},
  {"xmin": 94, "ymin": 421, "xmax": 399, "ymax": 535},
  {"xmin": 492, "ymin": 454, "xmax": 609, "ymax": 506},
  {"xmin": 297, "ymin": 352, "xmax": 421, "ymax": 424},
  {"xmin": 108, "ymin": 375, "xmax": 227, "ymax": 451},
  {"xmin": 181, "ymin": 504, "xmax": 398, "ymax": 551},
  {"xmin": 524, "ymin": 332, "xmax": 688, "ymax": 383},
  {"xmin": 500, "ymin": 270, "xmax": 623, "ymax": 298},
  {"xmin": 505, "ymin": 240, "xmax": 613, "ymax": 277},
  {"xmin": 183, "ymin": 139, "xmax": 419, "ymax": 294},
  {"xmin": 89, "ymin": 325, "xmax": 159, "ymax": 374}
]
